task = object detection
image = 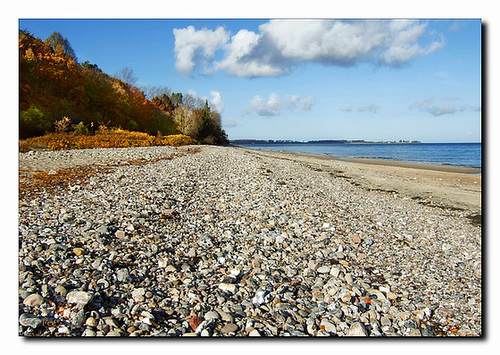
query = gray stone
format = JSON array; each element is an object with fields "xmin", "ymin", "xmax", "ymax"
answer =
[
  {"xmin": 19, "ymin": 313, "xmax": 42, "ymax": 328},
  {"xmin": 66, "ymin": 291, "xmax": 91, "ymax": 306},
  {"xmin": 204, "ymin": 311, "xmax": 221, "ymax": 321},
  {"xmin": 116, "ymin": 268, "xmax": 131, "ymax": 282}
]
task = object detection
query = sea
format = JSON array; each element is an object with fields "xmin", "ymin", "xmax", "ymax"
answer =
[{"xmin": 237, "ymin": 143, "xmax": 482, "ymax": 169}]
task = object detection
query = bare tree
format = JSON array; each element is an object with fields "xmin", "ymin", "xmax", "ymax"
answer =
[{"xmin": 114, "ymin": 67, "xmax": 138, "ymax": 85}]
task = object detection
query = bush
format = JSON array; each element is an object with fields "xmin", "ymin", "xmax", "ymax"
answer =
[
  {"xmin": 73, "ymin": 121, "xmax": 89, "ymax": 135},
  {"xmin": 19, "ymin": 106, "xmax": 51, "ymax": 139},
  {"xmin": 19, "ymin": 129, "xmax": 198, "ymax": 152}
]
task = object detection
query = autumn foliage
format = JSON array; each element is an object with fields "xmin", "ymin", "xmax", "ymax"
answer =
[
  {"xmin": 19, "ymin": 129, "xmax": 198, "ymax": 152},
  {"xmin": 19, "ymin": 30, "xmax": 228, "ymax": 147}
]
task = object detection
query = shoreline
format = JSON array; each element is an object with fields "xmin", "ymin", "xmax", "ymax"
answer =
[
  {"xmin": 235, "ymin": 147, "xmax": 481, "ymax": 174},
  {"xmin": 238, "ymin": 147, "xmax": 482, "ymax": 213}
]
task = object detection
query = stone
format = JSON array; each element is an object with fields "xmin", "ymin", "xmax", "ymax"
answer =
[
  {"xmin": 204, "ymin": 311, "xmax": 221, "ymax": 321},
  {"xmin": 165, "ymin": 264, "xmax": 177, "ymax": 273},
  {"xmin": 132, "ymin": 288, "xmax": 145, "ymax": 302},
  {"xmin": 320, "ymin": 319, "xmax": 336, "ymax": 333},
  {"xmin": 66, "ymin": 291, "xmax": 91, "ymax": 306},
  {"xmin": 19, "ymin": 313, "xmax": 42, "ymax": 328},
  {"xmin": 85, "ymin": 317, "xmax": 98, "ymax": 327},
  {"xmin": 221, "ymin": 323, "xmax": 239, "ymax": 334},
  {"xmin": 347, "ymin": 322, "xmax": 368, "ymax": 336},
  {"xmin": 248, "ymin": 329, "xmax": 261, "ymax": 336},
  {"xmin": 116, "ymin": 268, "xmax": 131, "ymax": 282},
  {"xmin": 54, "ymin": 285, "xmax": 67, "ymax": 297},
  {"xmin": 115, "ymin": 230, "xmax": 126, "ymax": 239},
  {"xmin": 71, "ymin": 309, "xmax": 86, "ymax": 328},
  {"xmin": 23, "ymin": 294, "xmax": 44, "ymax": 307},
  {"xmin": 317, "ymin": 266, "xmax": 331, "ymax": 274},
  {"xmin": 73, "ymin": 247, "xmax": 85, "ymax": 256},
  {"xmin": 189, "ymin": 315, "xmax": 203, "ymax": 331},
  {"xmin": 219, "ymin": 283, "xmax": 237, "ymax": 293}
]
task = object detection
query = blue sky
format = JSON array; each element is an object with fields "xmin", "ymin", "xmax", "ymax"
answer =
[{"xmin": 19, "ymin": 18, "xmax": 481, "ymax": 142}]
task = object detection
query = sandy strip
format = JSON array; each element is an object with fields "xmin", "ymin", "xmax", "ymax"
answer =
[{"xmin": 240, "ymin": 148, "xmax": 482, "ymax": 213}]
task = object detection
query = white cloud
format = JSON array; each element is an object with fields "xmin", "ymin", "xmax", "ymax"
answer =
[
  {"xmin": 411, "ymin": 98, "xmax": 480, "ymax": 117},
  {"xmin": 173, "ymin": 20, "xmax": 446, "ymax": 77},
  {"xmin": 173, "ymin": 25, "xmax": 229, "ymax": 76},
  {"xmin": 209, "ymin": 91, "xmax": 224, "ymax": 113},
  {"xmin": 245, "ymin": 93, "xmax": 314, "ymax": 117}
]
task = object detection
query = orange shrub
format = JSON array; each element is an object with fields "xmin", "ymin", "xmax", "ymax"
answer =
[{"xmin": 19, "ymin": 129, "xmax": 198, "ymax": 152}]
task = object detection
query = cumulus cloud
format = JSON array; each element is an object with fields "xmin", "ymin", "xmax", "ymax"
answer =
[
  {"xmin": 411, "ymin": 98, "xmax": 480, "ymax": 117},
  {"xmin": 173, "ymin": 25, "xmax": 229, "ymax": 76},
  {"xmin": 245, "ymin": 93, "xmax": 314, "ymax": 116},
  {"xmin": 208, "ymin": 90, "xmax": 225, "ymax": 113},
  {"xmin": 173, "ymin": 20, "xmax": 445, "ymax": 77}
]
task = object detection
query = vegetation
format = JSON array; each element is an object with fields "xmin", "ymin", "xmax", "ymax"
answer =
[
  {"xmin": 19, "ymin": 127, "xmax": 198, "ymax": 152},
  {"xmin": 19, "ymin": 30, "xmax": 228, "ymax": 148}
]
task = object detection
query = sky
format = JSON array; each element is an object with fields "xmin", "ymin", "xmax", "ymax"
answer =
[{"xmin": 19, "ymin": 18, "xmax": 482, "ymax": 142}]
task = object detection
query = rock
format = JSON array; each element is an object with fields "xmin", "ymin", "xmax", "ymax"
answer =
[
  {"xmin": 252, "ymin": 288, "xmax": 268, "ymax": 305},
  {"xmin": 71, "ymin": 309, "xmax": 86, "ymax": 328},
  {"xmin": 19, "ymin": 313, "xmax": 42, "ymax": 328},
  {"xmin": 189, "ymin": 315, "xmax": 203, "ymax": 331},
  {"xmin": 116, "ymin": 268, "xmax": 131, "ymax": 282},
  {"xmin": 221, "ymin": 323, "xmax": 239, "ymax": 334},
  {"xmin": 248, "ymin": 329, "xmax": 261, "ymax": 336},
  {"xmin": 165, "ymin": 264, "xmax": 177, "ymax": 273},
  {"xmin": 320, "ymin": 319, "xmax": 336, "ymax": 333},
  {"xmin": 204, "ymin": 311, "xmax": 221, "ymax": 321},
  {"xmin": 66, "ymin": 291, "xmax": 91, "ymax": 306},
  {"xmin": 219, "ymin": 283, "xmax": 237, "ymax": 293},
  {"xmin": 352, "ymin": 235, "xmax": 362, "ymax": 244},
  {"xmin": 115, "ymin": 230, "xmax": 125, "ymax": 239},
  {"xmin": 132, "ymin": 288, "xmax": 145, "ymax": 302},
  {"xmin": 73, "ymin": 247, "xmax": 85, "ymax": 256},
  {"xmin": 317, "ymin": 266, "xmax": 331, "ymax": 274},
  {"xmin": 347, "ymin": 322, "xmax": 368, "ymax": 336},
  {"xmin": 85, "ymin": 317, "xmax": 98, "ymax": 327},
  {"xmin": 23, "ymin": 294, "xmax": 44, "ymax": 307},
  {"xmin": 54, "ymin": 285, "xmax": 67, "ymax": 297}
]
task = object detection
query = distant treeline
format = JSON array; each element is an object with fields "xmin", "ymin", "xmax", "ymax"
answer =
[
  {"xmin": 19, "ymin": 30, "xmax": 228, "ymax": 144},
  {"xmin": 231, "ymin": 139, "xmax": 421, "ymax": 145}
]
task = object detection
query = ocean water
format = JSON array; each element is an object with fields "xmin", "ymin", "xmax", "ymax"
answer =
[{"xmin": 239, "ymin": 143, "xmax": 482, "ymax": 169}]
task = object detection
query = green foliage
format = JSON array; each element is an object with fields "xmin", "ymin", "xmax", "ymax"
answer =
[
  {"xmin": 19, "ymin": 105, "xmax": 51, "ymax": 139},
  {"xmin": 73, "ymin": 121, "xmax": 89, "ymax": 135},
  {"xmin": 44, "ymin": 31, "xmax": 78, "ymax": 63}
]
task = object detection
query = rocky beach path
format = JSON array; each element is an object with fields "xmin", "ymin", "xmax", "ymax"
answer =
[{"xmin": 18, "ymin": 145, "xmax": 481, "ymax": 336}]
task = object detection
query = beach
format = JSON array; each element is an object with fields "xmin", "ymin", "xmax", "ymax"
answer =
[{"xmin": 18, "ymin": 145, "xmax": 482, "ymax": 336}]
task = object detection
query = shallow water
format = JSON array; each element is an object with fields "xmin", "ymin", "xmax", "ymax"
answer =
[{"xmin": 239, "ymin": 143, "xmax": 482, "ymax": 169}]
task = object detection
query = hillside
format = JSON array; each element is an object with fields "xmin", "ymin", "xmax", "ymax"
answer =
[{"xmin": 19, "ymin": 30, "xmax": 228, "ymax": 145}]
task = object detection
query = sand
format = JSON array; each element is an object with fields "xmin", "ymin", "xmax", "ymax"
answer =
[{"xmin": 240, "ymin": 148, "xmax": 482, "ymax": 213}]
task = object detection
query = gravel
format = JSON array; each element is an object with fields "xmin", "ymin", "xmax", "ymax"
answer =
[{"xmin": 18, "ymin": 145, "xmax": 482, "ymax": 337}]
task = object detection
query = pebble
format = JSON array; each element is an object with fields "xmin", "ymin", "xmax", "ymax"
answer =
[
  {"xmin": 18, "ymin": 145, "xmax": 482, "ymax": 337},
  {"xmin": 23, "ymin": 294, "xmax": 44, "ymax": 307},
  {"xmin": 347, "ymin": 322, "xmax": 368, "ymax": 336},
  {"xmin": 66, "ymin": 291, "xmax": 91, "ymax": 306},
  {"xmin": 221, "ymin": 323, "xmax": 239, "ymax": 334}
]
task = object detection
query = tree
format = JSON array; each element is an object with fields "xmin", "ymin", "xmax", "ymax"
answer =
[
  {"xmin": 44, "ymin": 31, "xmax": 78, "ymax": 62},
  {"xmin": 114, "ymin": 67, "xmax": 137, "ymax": 86}
]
